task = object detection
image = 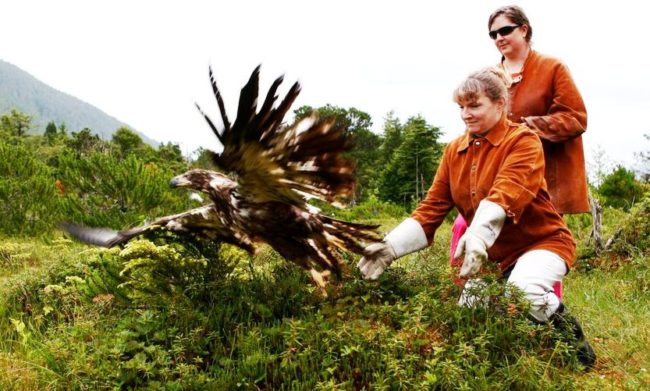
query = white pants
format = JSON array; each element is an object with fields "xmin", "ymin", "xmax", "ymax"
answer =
[{"xmin": 458, "ymin": 249, "xmax": 567, "ymax": 322}]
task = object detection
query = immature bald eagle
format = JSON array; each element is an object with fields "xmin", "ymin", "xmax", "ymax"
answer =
[{"xmin": 61, "ymin": 66, "xmax": 381, "ymax": 288}]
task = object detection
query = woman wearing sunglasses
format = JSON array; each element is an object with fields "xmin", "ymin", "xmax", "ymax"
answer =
[
  {"xmin": 449, "ymin": 5, "xmax": 590, "ymax": 299},
  {"xmin": 358, "ymin": 67, "xmax": 595, "ymax": 368}
]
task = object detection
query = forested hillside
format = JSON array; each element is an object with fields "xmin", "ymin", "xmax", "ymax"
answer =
[
  {"xmin": 0, "ymin": 107, "xmax": 649, "ymax": 389},
  {"xmin": 0, "ymin": 59, "xmax": 155, "ymax": 144}
]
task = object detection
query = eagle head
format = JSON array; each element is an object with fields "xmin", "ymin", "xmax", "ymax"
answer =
[{"xmin": 170, "ymin": 169, "xmax": 236, "ymax": 194}]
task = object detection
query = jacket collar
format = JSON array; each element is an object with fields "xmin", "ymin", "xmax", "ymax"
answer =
[
  {"xmin": 500, "ymin": 49, "xmax": 537, "ymax": 81},
  {"xmin": 457, "ymin": 116, "xmax": 509, "ymax": 152}
]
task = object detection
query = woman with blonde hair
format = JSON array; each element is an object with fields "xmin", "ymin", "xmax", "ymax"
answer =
[{"xmin": 358, "ymin": 67, "xmax": 595, "ymax": 368}]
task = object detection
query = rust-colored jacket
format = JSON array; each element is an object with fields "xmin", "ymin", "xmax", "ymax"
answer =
[
  {"xmin": 412, "ymin": 117, "xmax": 576, "ymax": 271},
  {"xmin": 504, "ymin": 50, "xmax": 589, "ymax": 214}
]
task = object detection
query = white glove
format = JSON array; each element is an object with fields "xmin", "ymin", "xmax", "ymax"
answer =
[
  {"xmin": 454, "ymin": 200, "xmax": 506, "ymax": 278},
  {"xmin": 357, "ymin": 242, "xmax": 396, "ymax": 280},
  {"xmin": 357, "ymin": 218, "xmax": 428, "ymax": 280}
]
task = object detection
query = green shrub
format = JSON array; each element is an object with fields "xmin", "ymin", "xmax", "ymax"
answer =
[
  {"xmin": 56, "ymin": 151, "xmax": 190, "ymax": 228},
  {"xmin": 607, "ymin": 192, "xmax": 650, "ymax": 257},
  {"xmin": 597, "ymin": 165, "xmax": 645, "ymax": 210},
  {"xmin": 0, "ymin": 142, "xmax": 62, "ymax": 235},
  {"xmin": 1, "ymin": 234, "xmax": 588, "ymax": 389},
  {"xmin": 320, "ymin": 195, "xmax": 408, "ymax": 223}
]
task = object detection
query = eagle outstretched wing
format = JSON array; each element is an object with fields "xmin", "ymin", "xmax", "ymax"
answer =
[
  {"xmin": 60, "ymin": 205, "xmax": 255, "ymax": 254},
  {"xmin": 61, "ymin": 65, "xmax": 381, "ymax": 293},
  {"xmin": 195, "ymin": 65, "xmax": 355, "ymax": 207}
]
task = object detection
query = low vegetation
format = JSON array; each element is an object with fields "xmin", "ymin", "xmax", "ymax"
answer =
[{"xmin": 1, "ymin": 108, "xmax": 649, "ymax": 389}]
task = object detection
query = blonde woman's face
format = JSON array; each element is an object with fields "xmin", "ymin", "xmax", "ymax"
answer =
[
  {"xmin": 490, "ymin": 14, "xmax": 528, "ymax": 57},
  {"xmin": 459, "ymin": 92, "xmax": 504, "ymax": 135}
]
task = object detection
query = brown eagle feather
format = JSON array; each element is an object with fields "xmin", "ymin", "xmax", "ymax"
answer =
[{"xmin": 61, "ymin": 66, "xmax": 381, "ymax": 287}]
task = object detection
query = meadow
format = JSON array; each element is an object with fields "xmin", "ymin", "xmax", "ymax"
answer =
[
  {"xmin": 1, "ymin": 199, "xmax": 648, "ymax": 390},
  {"xmin": 1, "ymin": 110, "xmax": 648, "ymax": 389}
]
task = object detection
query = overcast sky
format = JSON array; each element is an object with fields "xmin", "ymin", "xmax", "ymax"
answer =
[{"xmin": 2, "ymin": 0, "xmax": 649, "ymax": 175}]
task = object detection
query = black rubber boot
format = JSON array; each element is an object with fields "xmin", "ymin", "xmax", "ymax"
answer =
[{"xmin": 550, "ymin": 303, "xmax": 596, "ymax": 369}]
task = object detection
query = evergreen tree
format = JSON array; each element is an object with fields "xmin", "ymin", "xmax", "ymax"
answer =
[
  {"xmin": 157, "ymin": 142, "xmax": 184, "ymax": 163},
  {"xmin": 67, "ymin": 128, "xmax": 109, "ymax": 157},
  {"xmin": 58, "ymin": 122, "xmax": 68, "ymax": 137},
  {"xmin": 378, "ymin": 115, "xmax": 442, "ymax": 206},
  {"xmin": 597, "ymin": 165, "xmax": 645, "ymax": 210},
  {"xmin": 293, "ymin": 105, "xmax": 381, "ymax": 202},
  {"xmin": 0, "ymin": 109, "xmax": 32, "ymax": 138},
  {"xmin": 0, "ymin": 140, "xmax": 60, "ymax": 234},
  {"xmin": 191, "ymin": 147, "xmax": 220, "ymax": 170},
  {"xmin": 380, "ymin": 111, "xmax": 403, "ymax": 163},
  {"xmin": 44, "ymin": 121, "xmax": 58, "ymax": 141},
  {"xmin": 111, "ymin": 127, "xmax": 144, "ymax": 158}
]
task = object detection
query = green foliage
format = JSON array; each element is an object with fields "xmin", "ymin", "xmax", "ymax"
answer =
[
  {"xmin": 0, "ymin": 109, "xmax": 32, "ymax": 137},
  {"xmin": 3, "ymin": 97, "xmax": 650, "ymax": 389},
  {"xmin": 190, "ymin": 147, "xmax": 220, "ymax": 171},
  {"xmin": 380, "ymin": 111, "xmax": 403, "ymax": 160},
  {"xmin": 0, "ymin": 236, "xmax": 596, "ymax": 389},
  {"xmin": 156, "ymin": 141, "xmax": 185, "ymax": 167},
  {"xmin": 0, "ymin": 109, "xmax": 192, "ymax": 236},
  {"xmin": 0, "ymin": 141, "xmax": 61, "ymax": 235},
  {"xmin": 57, "ymin": 151, "xmax": 189, "ymax": 228},
  {"xmin": 2, "ymin": 189, "xmax": 650, "ymax": 389},
  {"xmin": 378, "ymin": 115, "xmax": 443, "ymax": 206},
  {"xmin": 111, "ymin": 126, "xmax": 146, "ymax": 157},
  {"xmin": 606, "ymin": 192, "xmax": 650, "ymax": 257},
  {"xmin": 44, "ymin": 121, "xmax": 58, "ymax": 143},
  {"xmin": 320, "ymin": 195, "xmax": 408, "ymax": 223},
  {"xmin": 597, "ymin": 165, "xmax": 645, "ymax": 210},
  {"xmin": 65, "ymin": 127, "xmax": 110, "ymax": 156},
  {"xmin": 294, "ymin": 104, "xmax": 382, "ymax": 202}
]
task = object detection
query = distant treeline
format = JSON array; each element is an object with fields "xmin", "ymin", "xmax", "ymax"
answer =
[
  {"xmin": 2, "ymin": 105, "xmax": 647, "ymax": 237},
  {"xmin": 0, "ymin": 106, "xmax": 446, "ymax": 236}
]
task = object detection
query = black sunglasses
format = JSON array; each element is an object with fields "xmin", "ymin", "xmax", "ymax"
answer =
[{"xmin": 489, "ymin": 25, "xmax": 521, "ymax": 40}]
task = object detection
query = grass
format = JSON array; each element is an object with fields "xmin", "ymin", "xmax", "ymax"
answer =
[
  {"xmin": 566, "ymin": 256, "xmax": 650, "ymax": 389},
  {"xmin": 0, "ymin": 213, "xmax": 649, "ymax": 390}
]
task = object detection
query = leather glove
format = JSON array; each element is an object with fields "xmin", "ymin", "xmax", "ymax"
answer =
[
  {"xmin": 454, "ymin": 232, "xmax": 489, "ymax": 278},
  {"xmin": 357, "ymin": 242, "xmax": 397, "ymax": 280},
  {"xmin": 357, "ymin": 218, "xmax": 428, "ymax": 280},
  {"xmin": 454, "ymin": 200, "xmax": 506, "ymax": 278}
]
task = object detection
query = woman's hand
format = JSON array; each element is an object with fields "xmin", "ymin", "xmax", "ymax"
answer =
[
  {"xmin": 356, "ymin": 217, "xmax": 429, "ymax": 280},
  {"xmin": 454, "ymin": 233, "xmax": 488, "ymax": 278},
  {"xmin": 357, "ymin": 242, "xmax": 397, "ymax": 280}
]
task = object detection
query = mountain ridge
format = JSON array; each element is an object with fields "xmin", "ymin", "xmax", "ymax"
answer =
[{"xmin": 0, "ymin": 59, "xmax": 157, "ymax": 145}]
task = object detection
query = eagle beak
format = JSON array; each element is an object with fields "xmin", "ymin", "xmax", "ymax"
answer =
[{"xmin": 170, "ymin": 175, "xmax": 191, "ymax": 188}]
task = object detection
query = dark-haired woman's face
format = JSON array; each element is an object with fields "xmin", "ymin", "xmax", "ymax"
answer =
[{"xmin": 490, "ymin": 15, "xmax": 528, "ymax": 57}]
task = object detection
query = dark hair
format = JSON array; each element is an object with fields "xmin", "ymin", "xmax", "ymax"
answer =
[{"xmin": 488, "ymin": 5, "xmax": 533, "ymax": 42}]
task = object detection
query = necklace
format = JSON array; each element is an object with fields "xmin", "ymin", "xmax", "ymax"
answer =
[{"xmin": 501, "ymin": 48, "xmax": 529, "ymax": 85}]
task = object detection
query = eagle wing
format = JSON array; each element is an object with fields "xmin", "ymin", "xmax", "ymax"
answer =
[
  {"xmin": 60, "ymin": 205, "xmax": 255, "ymax": 253},
  {"xmin": 195, "ymin": 66, "xmax": 355, "ymax": 207}
]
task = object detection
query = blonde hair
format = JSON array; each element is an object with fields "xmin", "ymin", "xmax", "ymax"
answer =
[{"xmin": 453, "ymin": 67, "xmax": 511, "ymax": 106}]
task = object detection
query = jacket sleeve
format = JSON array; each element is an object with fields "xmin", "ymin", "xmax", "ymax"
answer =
[
  {"xmin": 523, "ymin": 62, "xmax": 587, "ymax": 143},
  {"xmin": 485, "ymin": 132, "xmax": 546, "ymax": 224},
  {"xmin": 411, "ymin": 146, "xmax": 455, "ymax": 243}
]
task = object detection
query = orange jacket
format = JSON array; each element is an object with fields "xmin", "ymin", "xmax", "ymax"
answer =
[
  {"xmin": 504, "ymin": 50, "xmax": 589, "ymax": 214},
  {"xmin": 412, "ymin": 117, "xmax": 576, "ymax": 271}
]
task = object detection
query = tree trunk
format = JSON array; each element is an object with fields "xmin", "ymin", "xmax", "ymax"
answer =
[{"xmin": 589, "ymin": 192, "xmax": 603, "ymax": 254}]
